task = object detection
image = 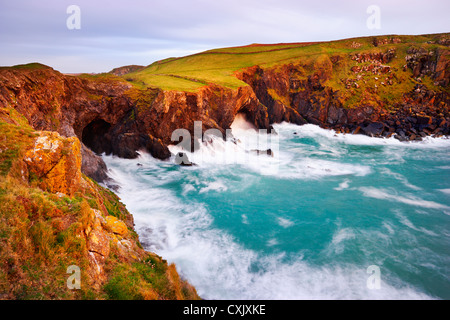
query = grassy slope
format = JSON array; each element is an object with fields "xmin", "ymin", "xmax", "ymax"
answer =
[{"xmin": 124, "ymin": 33, "xmax": 449, "ymax": 108}]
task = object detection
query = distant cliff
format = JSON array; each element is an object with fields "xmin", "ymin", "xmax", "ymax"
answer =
[{"xmin": 109, "ymin": 65, "xmax": 145, "ymax": 76}]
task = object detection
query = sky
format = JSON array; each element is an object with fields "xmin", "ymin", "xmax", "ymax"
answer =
[{"xmin": 0, "ymin": 0, "xmax": 449, "ymax": 73}]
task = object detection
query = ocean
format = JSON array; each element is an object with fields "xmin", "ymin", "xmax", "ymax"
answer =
[{"xmin": 102, "ymin": 121, "xmax": 450, "ymax": 300}]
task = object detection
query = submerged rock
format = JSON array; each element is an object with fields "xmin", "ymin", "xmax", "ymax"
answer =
[{"xmin": 250, "ymin": 149, "xmax": 274, "ymax": 157}]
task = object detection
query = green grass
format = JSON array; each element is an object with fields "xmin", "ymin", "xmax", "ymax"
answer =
[
  {"xmin": 0, "ymin": 121, "xmax": 36, "ymax": 176},
  {"xmin": 0, "ymin": 63, "xmax": 51, "ymax": 71},
  {"xmin": 125, "ymin": 42, "xmax": 336, "ymax": 91},
  {"xmin": 103, "ymin": 255, "xmax": 200, "ymax": 300},
  {"xmin": 76, "ymin": 72, "xmax": 129, "ymax": 85},
  {"xmin": 124, "ymin": 33, "xmax": 450, "ymax": 101}
]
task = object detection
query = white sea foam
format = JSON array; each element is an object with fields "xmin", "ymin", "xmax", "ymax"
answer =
[
  {"xmin": 277, "ymin": 217, "xmax": 295, "ymax": 228},
  {"xmin": 168, "ymin": 132, "xmax": 280, "ymax": 176},
  {"xmin": 273, "ymin": 122, "xmax": 450, "ymax": 148},
  {"xmin": 359, "ymin": 187, "xmax": 450, "ymax": 210},
  {"xmin": 331, "ymin": 228, "xmax": 356, "ymax": 246},
  {"xmin": 438, "ymin": 189, "xmax": 450, "ymax": 195},
  {"xmin": 276, "ymin": 158, "xmax": 371, "ymax": 180},
  {"xmin": 199, "ymin": 180, "xmax": 228, "ymax": 194},
  {"xmin": 168, "ymin": 123, "xmax": 375, "ymax": 180},
  {"xmin": 394, "ymin": 210, "xmax": 439, "ymax": 237},
  {"xmin": 379, "ymin": 168, "xmax": 422, "ymax": 190},
  {"xmin": 382, "ymin": 221, "xmax": 395, "ymax": 235},
  {"xmin": 266, "ymin": 238, "xmax": 279, "ymax": 247},
  {"xmin": 326, "ymin": 227, "xmax": 357, "ymax": 255},
  {"xmin": 182, "ymin": 183, "xmax": 196, "ymax": 195},
  {"xmin": 168, "ymin": 123, "xmax": 450, "ymax": 183},
  {"xmin": 334, "ymin": 179, "xmax": 351, "ymax": 191},
  {"xmin": 230, "ymin": 112, "xmax": 258, "ymax": 132}
]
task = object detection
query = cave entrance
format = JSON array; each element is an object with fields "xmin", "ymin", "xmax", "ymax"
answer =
[{"xmin": 82, "ymin": 119, "xmax": 112, "ymax": 155}]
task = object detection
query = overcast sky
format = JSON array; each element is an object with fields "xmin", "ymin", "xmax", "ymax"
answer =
[{"xmin": 0, "ymin": 0, "xmax": 448, "ymax": 73}]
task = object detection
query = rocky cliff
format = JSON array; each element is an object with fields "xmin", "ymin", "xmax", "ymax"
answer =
[
  {"xmin": 108, "ymin": 65, "xmax": 145, "ymax": 77},
  {"xmin": 0, "ymin": 64, "xmax": 272, "ymax": 181},
  {"xmin": 236, "ymin": 44, "xmax": 449, "ymax": 140}
]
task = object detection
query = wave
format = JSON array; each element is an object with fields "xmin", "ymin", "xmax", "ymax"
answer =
[
  {"xmin": 379, "ymin": 168, "xmax": 422, "ymax": 191},
  {"xmin": 169, "ymin": 123, "xmax": 375, "ymax": 179},
  {"xmin": 394, "ymin": 210, "xmax": 439, "ymax": 237},
  {"xmin": 359, "ymin": 187, "xmax": 450, "ymax": 210},
  {"xmin": 272, "ymin": 122, "xmax": 450, "ymax": 148},
  {"xmin": 168, "ymin": 129, "xmax": 279, "ymax": 176}
]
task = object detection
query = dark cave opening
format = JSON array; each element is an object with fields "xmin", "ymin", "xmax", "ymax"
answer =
[{"xmin": 82, "ymin": 119, "xmax": 112, "ymax": 155}]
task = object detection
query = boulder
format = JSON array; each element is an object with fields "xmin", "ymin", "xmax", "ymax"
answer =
[
  {"xmin": 81, "ymin": 143, "xmax": 109, "ymax": 182},
  {"xmin": 105, "ymin": 215, "xmax": 129, "ymax": 237},
  {"xmin": 361, "ymin": 122, "xmax": 385, "ymax": 137},
  {"xmin": 416, "ymin": 115, "xmax": 432, "ymax": 125}
]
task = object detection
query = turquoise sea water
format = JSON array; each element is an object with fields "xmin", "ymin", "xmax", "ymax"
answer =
[{"xmin": 103, "ymin": 123, "xmax": 450, "ymax": 299}]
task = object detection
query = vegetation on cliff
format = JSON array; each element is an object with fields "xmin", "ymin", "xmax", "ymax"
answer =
[
  {"xmin": 125, "ymin": 33, "xmax": 449, "ymax": 107},
  {"xmin": 0, "ymin": 109, "xmax": 199, "ymax": 300},
  {"xmin": 122, "ymin": 33, "xmax": 449, "ymax": 142}
]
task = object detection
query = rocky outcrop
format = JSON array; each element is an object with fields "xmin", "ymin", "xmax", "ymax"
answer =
[
  {"xmin": 83, "ymin": 206, "xmax": 143, "ymax": 288},
  {"xmin": 236, "ymin": 47, "xmax": 450, "ymax": 141},
  {"xmin": 80, "ymin": 144, "xmax": 109, "ymax": 183},
  {"xmin": 24, "ymin": 131, "xmax": 84, "ymax": 196},
  {"xmin": 405, "ymin": 47, "xmax": 450, "ymax": 86},
  {"xmin": 0, "ymin": 66, "xmax": 181, "ymax": 179},
  {"xmin": 237, "ymin": 61, "xmax": 384, "ymax": 128},
  {"xmin": 109, "ymin": 65, "xmax": 145, "ymax": 76},
  {"xmin": 134, "ymin": 84, "xmax": 270, "ymax": 150}
]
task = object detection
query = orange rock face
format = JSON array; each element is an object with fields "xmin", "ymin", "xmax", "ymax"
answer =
[
  {"xmin": 24, "ymin": 131, "xmax": 83, "ymax": 196},
  {"xmin": 105, "ymin": 215, "xmax": 129, "ymax": 237}
]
